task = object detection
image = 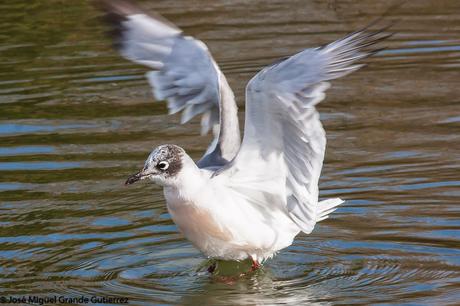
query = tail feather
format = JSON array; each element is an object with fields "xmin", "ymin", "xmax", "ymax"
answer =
[{"xmin": 316, "ymin": 198, "xmax": 344, "ymax": 222}]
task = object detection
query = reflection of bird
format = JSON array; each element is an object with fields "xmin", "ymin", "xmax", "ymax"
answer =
[{"xmin": 98, "ymin": 0, "xmax": 389, "ymax": 271}]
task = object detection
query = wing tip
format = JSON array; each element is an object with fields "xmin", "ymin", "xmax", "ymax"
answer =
[
  {"xmin": 97, "ymin": 0, "xmax": 181, "ymax": 31},
  {"xmin": 93, "ymin": 0, "xmax": 139, "ymax": 50},
  {"xmin": 94, "ymin": 0, "xmax": 143, "ymax": 16},
  {"xmin": 95, "ymin": 0, "xmax": 181, "ymax": 51}
]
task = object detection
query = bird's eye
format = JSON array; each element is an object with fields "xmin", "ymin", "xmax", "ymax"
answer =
[{"xmin": 157, "ymin": 161, "xmax": 169, "ymax": 171}]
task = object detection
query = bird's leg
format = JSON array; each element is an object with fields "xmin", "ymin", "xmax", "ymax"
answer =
[
  {"xmin": 250, "ymin": 257, "xmax": 261, "ymax": 271},
  {"xmin": 207, "ymin": 261, "xmax": 217, "ymax": 273}
]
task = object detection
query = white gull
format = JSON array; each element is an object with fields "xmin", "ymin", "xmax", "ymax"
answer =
[{"xmin": 98, "ymin": 0, "xmax": 389, "ymax": 270}]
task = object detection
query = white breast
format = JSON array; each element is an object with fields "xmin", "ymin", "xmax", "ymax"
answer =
[{"xmin": 163, "ymin": 182, "xmax": 300, "ymax": 261}]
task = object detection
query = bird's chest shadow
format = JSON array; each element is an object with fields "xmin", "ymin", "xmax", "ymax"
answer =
[{"xmin": 166, "ymin": 201, "xmax": 233, "ymax": 243}]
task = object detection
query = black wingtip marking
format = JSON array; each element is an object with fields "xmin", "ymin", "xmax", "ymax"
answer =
[
  {"xmin": 93, "ymin": 0, "xmax": 181, "ymax": 51},
  {"xmin": 94, "ymin": 0, "xmax": 143, "ymax": 16},
  {"xmin": 93, "ymin": 0, "xmax": 139, "ymax": 51}
]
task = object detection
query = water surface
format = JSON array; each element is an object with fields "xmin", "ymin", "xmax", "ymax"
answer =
[{"xmin": 1, "ymin": 0, "xmax": 459, "ymax": 305}]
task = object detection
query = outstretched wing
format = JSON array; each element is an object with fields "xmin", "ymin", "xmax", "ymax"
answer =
[
  {"xmin": 218, "ymin": 28, "xmax": 389, "ymax": 233},
  {"xmin": 98, "ymin": 0, "xmax": 240, "ymax": 167}
]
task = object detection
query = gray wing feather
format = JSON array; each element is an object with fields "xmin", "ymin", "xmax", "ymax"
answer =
[
  {"xmin": 223, "ymin": 28, "xmax": 389, "ymax": 233},
  {"xmin": 98, "ymin": 0, "xmax": 240, "ymax": 166}
]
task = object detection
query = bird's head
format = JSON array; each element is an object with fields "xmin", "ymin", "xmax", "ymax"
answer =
[{"xmin": 125, "ymin": 144, "xmax": 185, "ymax": 187}]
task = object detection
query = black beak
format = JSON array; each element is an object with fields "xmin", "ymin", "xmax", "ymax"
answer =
[{"xmin": 125, "ymin": 170, "xmax": 144, "ymax": 185}]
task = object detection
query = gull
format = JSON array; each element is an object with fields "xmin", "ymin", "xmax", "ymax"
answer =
[{"xmin": 98, "ymin": 0, "xmax": 389, "ymax": 271}]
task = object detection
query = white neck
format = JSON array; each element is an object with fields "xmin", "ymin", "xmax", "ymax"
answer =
[{"xmin": 164, "ymin": 155, "xmax": 207, "ymax": 202}]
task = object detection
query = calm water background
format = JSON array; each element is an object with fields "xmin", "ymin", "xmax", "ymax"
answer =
[{"xmin": 1, "ymin": 0, "xmax": 459, "ymax": 305}]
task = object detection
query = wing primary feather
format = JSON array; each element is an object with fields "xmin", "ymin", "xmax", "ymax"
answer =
[
  {"xmin": 96, "ymin": 0, "xmax": 241, "ymax": 168},
  {"xmin": 220, "ymin": 23, "xmax": 392, "ymax": 234}
]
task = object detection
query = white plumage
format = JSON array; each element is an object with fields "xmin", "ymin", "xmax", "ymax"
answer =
[{"xmin": 100, "ymin": 0, "xmax": 389, "ymax": 265}]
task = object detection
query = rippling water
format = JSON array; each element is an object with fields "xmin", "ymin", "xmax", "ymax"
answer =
[{"xmin": 1, "ymin": 0, "xmax": 459, "ymax": 305}]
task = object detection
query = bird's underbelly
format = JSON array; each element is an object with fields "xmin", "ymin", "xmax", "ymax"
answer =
[
  {"xmin": 166, "ymin": 202, "xmax": 248, "ymax": 260},
  {"xmin": 167, "ymin": 201, "xmax": 233, "ymax": 242},
  {"xmin": 166, "ymin": 199, "xmax": 298, "ymax": 261}
]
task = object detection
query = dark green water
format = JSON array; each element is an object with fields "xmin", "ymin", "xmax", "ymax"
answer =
[{"xmin": 1, "ymin": 0, "xmax": 459, "ymax": 305}]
